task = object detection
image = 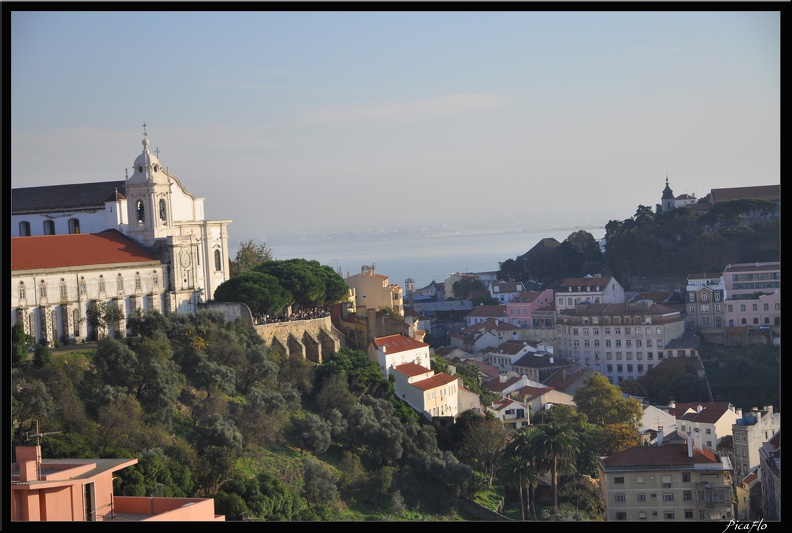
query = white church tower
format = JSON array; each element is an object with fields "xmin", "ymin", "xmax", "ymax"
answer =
[{"xmin": 124, "ymin": 126, "xmax": 232, "ymax": 314}]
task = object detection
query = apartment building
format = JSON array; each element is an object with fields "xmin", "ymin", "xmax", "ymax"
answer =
[
  {"xmin": 504, "ymin": 289, "xmax": 555, "ymax": 328},
  {"xmin": 598, "ymin": 429, "xmax": 733, "ymax": 522},
  {"xmin": 555, "ymin": 274, "xmax": 625, "ymax": 312},
  {"xmin": 10, "ymin": 446, "xmax": 224, "ymax": 521},
  {"xmin": 344, "ymin": 264, "xmax": 403, "ymax": 316},
  {"xmin": 367, "ymin": 333, "xmax": 430, "ymax": 377},
  {"xmin": 686, "ymin": 272, "xmax": 726, "ymax": 329},
  {"xmin": 758, "ymin": 430, "xmax": 781, "ymax": 521},
  {"xmin": 731, "ymin": 406, "xmax": 780, "ymax": 478},
  {"xmin": 722, "ymin": 262, "xmax": 780, "ymax": 327},
  {"xmin": 556, "ymin": 300, "xmax": 686, "ymax": 384},
  {"xmin": 391, "ymin": 362, "xmax": 460, "ymax": 419},
  {"xmin": 672, "ymin": 402, "xmax": 741, "ymax": 449}
]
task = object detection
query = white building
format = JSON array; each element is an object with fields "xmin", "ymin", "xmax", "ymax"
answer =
[
  {"xmin": 11, "ymin": 130, "xmax": 232, "ymax": 319},
  {"xmin": 367, "ymin": 334, "xmax": 431, "ymax": 377}
]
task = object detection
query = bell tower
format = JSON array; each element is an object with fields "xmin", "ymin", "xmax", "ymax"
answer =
[{"xmin": 125, "ymin": 124, "xmax": 175, "ymax": 247}]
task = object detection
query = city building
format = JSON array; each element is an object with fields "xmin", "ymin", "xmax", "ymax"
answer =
[
  {"xmin": 11, "ymin": 230, "xmax": 167, "ymax": 345},
  {"xmin": 487, "ymin": 397, "xmax": 530, "ymax": 429},
  {"xmin": 391, "ymin": 362, "xmax": 461, "ymax": 420},
  {"xmin": 10, "ymin": 445, "xmax": 224, "ymax": 522},
  {"xmin": 686, "ymin": 272, "xmax": 726, "ymax": 329},
  {"xmin": 670, "ymin": 402, "xmax": 742, "ymax": 449},
  {"xmin": 465, "ymin": 304, "xmax": 507, "ymax": 327},
  {"xmin": 556, "ymin": 300, "xmax": 686, "ymax": 384},
  {"xmin": 555, "ymin": 274, "xmax": 625, "ymax": 312},
  {"xmin": 731, "ymin": 406, "xmax": 780, "ymax": 478},
  {"xmin": 367, "ymin": 333, "xmax": 431, "ymax": 378},
  {"xmin": 11, "ymin": 130, "xmax": 233, "ymax": 332},
  {"xmin": 344, "ymin": 264, "xmax": 403, "ymax": 316},
  {"xmin": 504, "ymin": 289, "xmax": 554, "ymax": 328},
  {"xmin": 758, "ymin": 429, "xmax": 781, "ymax": 521},
  {"xmin": 598, "ymin": 430, "xmax": 734, "ymax": 522},
  {"xmin": 488, "ymin": 280, "xmax": 525, "ymax": 304}
]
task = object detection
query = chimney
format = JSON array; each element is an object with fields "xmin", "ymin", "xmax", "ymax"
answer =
[
  {"xmin": 736, "ymin": 408, "xmax": 743, "ymax": 418},
  {"xmin": 549, "ymin": 356, "xmax": 554, "ymax": 364},
  {"xmin": 764, "ymin": 405, "xmax": 773, "ymax": 414},
  {"xmin": 657, "ymin": 426, "xmax": 664, "ymax": 446},
  {"xmin": 694, "ymin": 428, "xmax": 702, "ymax": 450},
  {"xmin": 696, "ymin": 404, "xmax": 703, "ymax": 413},
  {"xmin": 687, "ymin": 431, "xmax": 693, "ymax": 457}
]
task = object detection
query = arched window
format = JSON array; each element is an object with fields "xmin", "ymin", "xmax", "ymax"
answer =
[
  {"xmin": 159, "ymin": 199, "xmax": 167, "ymax": 222},
  {"xmin": 116, "ymin": 274, "xmax": 124, "ymax": 293},
  {"xmin": 68, "ymin": 218, "xmax": 81, "ymax": 234},
  {"xmin": 18, "ymin": 282, "xmax": 26, "ymax": 301},
  {"xmin": 98, "ymin": 275, "xmax": 106, "ymax": 294},
  {"xmin": 39, "ymin": 280, "xmax": 47, "ymax": 299},
  {"xmin": 44, "ymin": 220, "xmax": 55, "ymax": 235},
  {"xmin": 73, "ymin": 309, "xmax": 80, "ymax": 336},
  {"xmin": 214, "ymin": 249, "xmax": 222, "ymax": 271},
  {"xmin": 19, "ymin": 221, "xmax": 31, "ymax": 236},
  {"xmin": 59, "ymin": 279, "xmax": 68, "ymax": 300},
  {"xmin": 136, "ymin": 200, "xmax": 145, "ymax": 224}
]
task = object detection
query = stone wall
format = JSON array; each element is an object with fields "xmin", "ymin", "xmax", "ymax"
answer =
[{"xmin": 255, "ymin": 316, "xmax": 346, "ymax": 363}]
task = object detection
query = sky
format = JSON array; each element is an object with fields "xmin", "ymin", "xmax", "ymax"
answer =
[{"xmin": 9, "ymin": 8, "xmax": 781, "ymax": 253}]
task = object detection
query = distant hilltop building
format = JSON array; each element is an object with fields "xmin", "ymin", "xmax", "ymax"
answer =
[
  {"xmin": 659, "ymin": 177, "xmax": 780, "ymax": 215},
  {"xmin": 11, "ymin": 127, "xmax": 232, "ymax": 345}
]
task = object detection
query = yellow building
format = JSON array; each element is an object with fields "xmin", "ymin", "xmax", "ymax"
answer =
[{"xmin": 598, "ymin": 429, "xmax": 733, "ymax": 521}]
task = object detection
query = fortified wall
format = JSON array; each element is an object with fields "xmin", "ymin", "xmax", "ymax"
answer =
[
  {"xmin": 255, "ymin": 316, "xmax": 346, "ymax": 363},
  {"xmin": 201, "ymin": 302, "xmax": 346, "ymax": 362}
]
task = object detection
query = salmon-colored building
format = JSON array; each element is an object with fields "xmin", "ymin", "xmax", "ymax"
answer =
[{"xmin": 10, "ymin": 446, "xmax": 225, "ymax": 522}]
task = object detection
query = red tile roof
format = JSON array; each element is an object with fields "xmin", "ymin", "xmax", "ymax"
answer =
[
  {"xmin": 12, "ymin": 230, "xmax": 161, "ymax": 271},
  {"xmin": 601, "ymin": 444, "xmax": 721, "ymax": 467},
  {"xmin": 410, "ymin": 372, "xmax": 458, "ymax": 391},
  {"xmin": 393, "ymin": 362, "xmax": 432, "ymax": 377},
  {"xmin": 372, "ymin": 334, "xmax": 429, "ymax": 354}
]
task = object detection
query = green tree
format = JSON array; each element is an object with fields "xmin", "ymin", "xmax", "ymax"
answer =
[
  {"xmin": 457, "ymin": 417, "xmax": 511, "ymax": 488},
  {"xmin": 230, "ymin": 239, "xmax": 273, "ymax": 278},
  {"xmin": 11, "ymin": 322, "xmax": 33, "ymax": 368},
  {"xmin": 529, "ymin": 422, "xmax": 579, "ymax": 509},
  {"xmin": 574, "ymin": 372, "xmax": 642, "ymax": 429},
  {"xmin": 452, "ymin": 277, "xmax": 487, "ymax": 300},
  {"xmin": 286, "ymin": 411, "xmax": 332, "ymax": 454},
  {"xmin": 33, "ymin": 341, "xmax": 53, "ymax": 368},
  {"xmin": 213, "ymin": 271, "xmax": 292, "ymax": 316},
  {"xmin": 504, "ymin": 426, "xmax": 541, "ymax": 520}
]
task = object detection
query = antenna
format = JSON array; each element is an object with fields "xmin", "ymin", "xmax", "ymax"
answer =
[{"xmin": 26, "ymin": 418, "xmax": 62, "ymax": 447}]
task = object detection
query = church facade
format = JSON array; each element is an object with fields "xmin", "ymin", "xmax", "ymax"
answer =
[{"xmin": 11, "ymin": 130, "xmax": 232, "ymax": 345}]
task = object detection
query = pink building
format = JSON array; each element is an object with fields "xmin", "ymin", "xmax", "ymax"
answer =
[
  {"xmin": 505, "ymin": 289, "xmax": 554, "ymax": 328},
  {"xmin": 10, "ymin": 446, "xmax": 225, "ymax": 522}
]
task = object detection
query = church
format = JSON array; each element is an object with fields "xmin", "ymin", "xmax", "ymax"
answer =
[{"xmin": 11, "ymin": 128, "xmax": 232, "ymax": 346}]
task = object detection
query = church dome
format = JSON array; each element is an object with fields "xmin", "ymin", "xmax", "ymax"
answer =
[{"xmin": 128, "ymin": 136, "xmax": 168, "ymax": 184}]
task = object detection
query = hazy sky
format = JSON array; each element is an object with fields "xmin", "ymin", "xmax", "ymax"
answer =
[{"xmin": 10, "ymin": 9, "xmax": 780, "ymax": 250}]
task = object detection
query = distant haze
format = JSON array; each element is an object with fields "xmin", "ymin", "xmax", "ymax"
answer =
[{"xmin": 10, "ymin": 10, "xmax": 780, "ymax": 255}]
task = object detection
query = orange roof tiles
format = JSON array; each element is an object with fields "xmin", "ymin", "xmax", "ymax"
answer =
[{"xmin": 12, "ymin": 230, "xmax": 161, "ymax": 271}]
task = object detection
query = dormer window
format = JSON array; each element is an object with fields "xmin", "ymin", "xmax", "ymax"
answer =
[{"xmin": 138, "ymin": 165, "xmax": 143, "ymax": 173}]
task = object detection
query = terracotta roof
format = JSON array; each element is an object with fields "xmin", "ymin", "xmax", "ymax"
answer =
[
  {"xmin": 668, "ymin": 402, "xmax": 731, "ymax": 418},
  {"xmin": 723, "ymin": 261, "xmax": 780, "ymax": 274},
  {"xmin": 372, "ymin": 334, "xmax": 429, "ymax": 354},
  {"xmin": 484, "ymin": 375, "xmax": 522, "ymax": 393},
  {"xmin": 490, "ymin": 398, "xmax": 524, "ymax": 411},
  {"xmin": 560, "ymin": 276, "xmax": 612, "ymax": 288},
  {"xmin": 543, "ymin": 367, "xmax": 590, "ymax": 389},
  {"xmin": 393, "ymin": 362, "xmax": 432, "ymax": 377},
  {"xmin": 12, "ymin": 181, "xmax": 127, "ymax": 213},
  {"xmin": 513, "ymin": 385, "xmax": 553, "ymax": 400},
  {"xmin": 11, "ymin": 230, "xmax": 161, "ymax": 271},
  {"xmin": 409, "ymin": 372, "xmax": 458, "ymax": 391},
  {"xmin": 601, "ymin": 444, "xmax": 722, "ymax": 468},
  {"xmin": 467, "ymin": 305, "xmax": 507, "ymax": 317},
  {"xmin": 710, "ymin": 184, "xmax": 780, "ymax": 204}
]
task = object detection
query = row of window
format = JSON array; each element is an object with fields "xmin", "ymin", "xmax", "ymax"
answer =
[
  {"xmin": 613, "ymin": 473, "xmax": 692, "ymax": 484},
  {"xmin": 688, "ymin": 291, "xmax": 722, "ymax": 302},
  {"xmin": 19, "ymin": 219, "xmax": 81, "ymax": 236},
  {"xmin": 616, "ymin": 510, "xmax": 697, "ymax": 520},
  {"xmin": 571, "ymin": 338, "xmax": 667, "ymax": 349},
  {"xmin": 566, "ymin": 326, "xmax": 663, "ymax": 336},
  {"xmin": 18, "ymin": 273, "xmax": 156, "ymax": 301},
  {"xmin": 614, "ymin": 491, "xmax": 694, "ymax": 503}
]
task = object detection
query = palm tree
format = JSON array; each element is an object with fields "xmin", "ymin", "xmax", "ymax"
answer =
[
  {"xmin": 504, "ymin": 427, "xmax": 541, "ymax": 520},
  {"xmin": 529, "ymin": 421, "xmax": 580, "ymax": 509}
]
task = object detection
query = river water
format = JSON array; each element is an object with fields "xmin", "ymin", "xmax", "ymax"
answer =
[{"xmin": 269, "ymin": 228, "xmax": 605, "ymax": 290}]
